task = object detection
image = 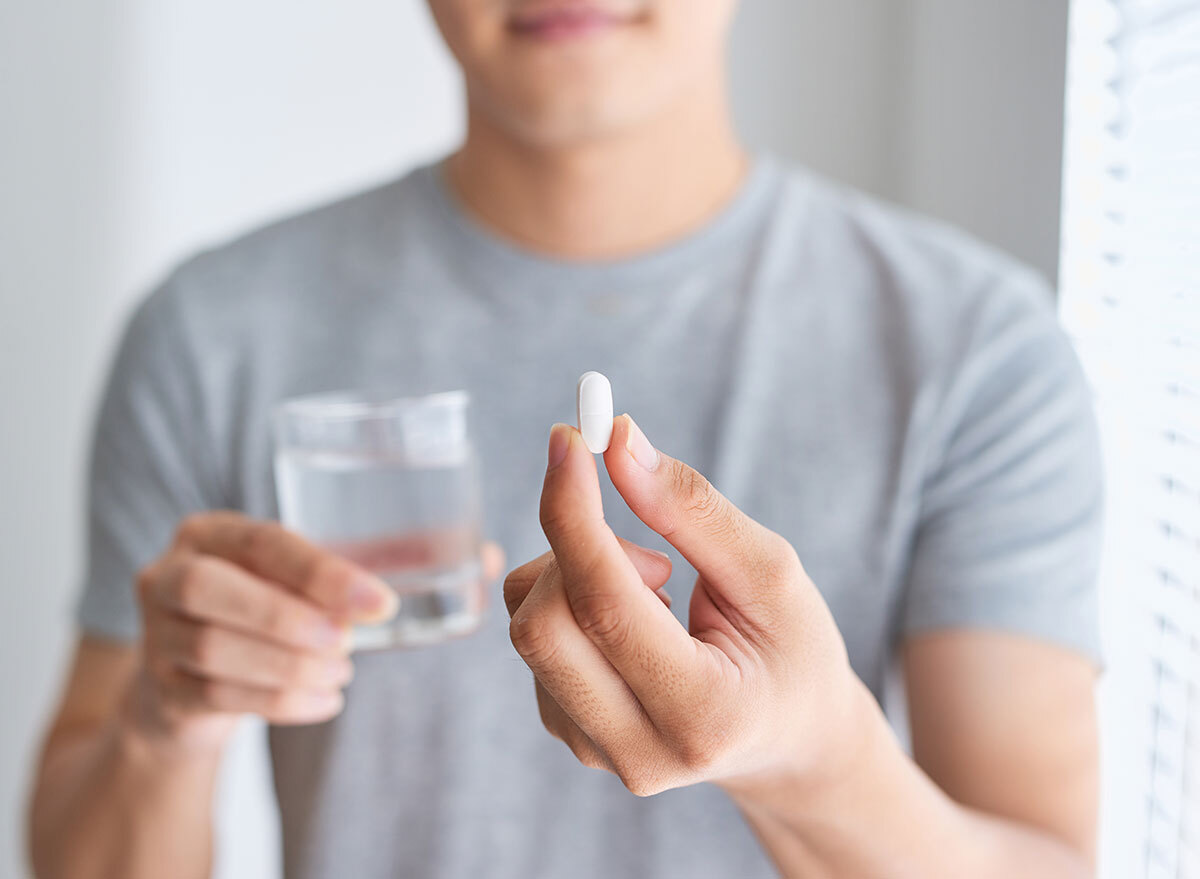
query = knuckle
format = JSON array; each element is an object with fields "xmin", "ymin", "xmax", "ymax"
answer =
[
  {"xmin": 764, "ymin": 528, "xmax": 796, "ymax": 560},
  {"xmin": 501, "ymin": 569, "xmax": 520, "ymax": 600},
  {"xmin": 537, "ymin": 502, "xmax": 570, "ymax": 538},
  {"xmin": 779, "ymin": 538, "xmax": 806, "ymax": 578},
  {"xmin": 571, "ymin": 589, "xmax": 629, "ymax": 650},
  {"xmin": 673, "ymin": 716, "xmax": 737, "ymax": 775},
  {"xmin": 277, "ymin": 653, "xmax": 310, "ymax": 687},
  {"xmin": 539, "ymin": 498, "xmax": 595, "ymax": 544},
  {"xmin": 615, "ymin": 763, "xmax": 664, "ymax": 798},
  {"xmin": 757, "ymin": 552, "xmax": 790, "ymax": 588},
  {"xmin": 676, "ymin": 467, "xmax": 722, "ymax": 525},
  {"xmin": 567, "ymin": 738, "xmax": 607, "ymax": 772},
  {"xmin": 198, "ymin": 678, "xmax": 226, "ymax": 708},
  {"xmin": 173, "ymin": 514, "xmax": 204, "ymax": 547},
  {"xmin": 175, "ymin": 558, "xmax": 211, "ymax": 611},
  {"xmin": 676, "ymin": 737, "xmax": 721, "ymax": 775},
  {"xmin": 145, "ymin": 653, "xmax": 176, "ymax": 684},
  {"xmin": 241, "ymin": 520, "xmax": 282, "ymax": 562},
  {"xmin": 189, "ymin": 627, "xmax": 221, "ymax": 666},
  {"xmin": 270, "ymin": 610, "xmax": 304, "ymax": 644},
  {"xmin": 256, "ymin": 599, "xmax": 294, "ymax": 640},
  {"xmin": 578, "ymin": 751, "xmax": 607, "ymax": 772},
  {"xmin": 265, "ymin": 690, "xmax": 295, "ymax": 717},
  {"xmin": 535, "ymin": 694, "xmax": 561, "ymax": 736},
  {"xmin": 509, "ymin": 610, "xmax": 561, "ymax": 669},
  {"xmin": 760, "ymin": 534, "xmax": 803, "ymax": 584},
  {"xmin": 134, "ymin": 564, "xmax": 158, "ymax": 604},
  {"xmin": 502, "ymin": 565, "xmax": 533, "ymax": 613}
]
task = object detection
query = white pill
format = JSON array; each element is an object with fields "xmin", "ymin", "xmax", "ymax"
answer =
[{"xmin": 576, "ymin": 371, "xmax": 614, "ymax": 454}]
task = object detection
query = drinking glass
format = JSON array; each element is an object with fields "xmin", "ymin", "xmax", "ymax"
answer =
[{"xmin": 272, "ymin": 390, "xmax": 485, "ymax": 649}]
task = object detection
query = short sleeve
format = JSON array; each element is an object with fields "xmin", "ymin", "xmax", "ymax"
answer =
[
  {"xmin": 901, "ymin": 272, "xmax": 1105, "ymax": 665},
  {"xmin": 76, "ymin": 278, "xmax": 225, "ymax": 642}
]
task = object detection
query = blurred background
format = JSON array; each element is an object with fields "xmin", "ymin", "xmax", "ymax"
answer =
[{"xmin": 1, "ymin": 1, "xmax": 1195, "ymax": 877}]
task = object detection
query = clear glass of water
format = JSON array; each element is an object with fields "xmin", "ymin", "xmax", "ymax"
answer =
[{"xmin": 272, "ymin": 390, "xmax": 485, "ymax": 650}]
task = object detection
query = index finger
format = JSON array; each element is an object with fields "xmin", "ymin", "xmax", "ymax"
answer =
[
  {"xmin": 174, "ymin": 512, "xmax": 396, "ymax": 622},
  {"xmin": 539, "ymin": 425, "xmax": 713, "ymax": 707},
  {"xmin": 503, "ymin": 539, "xmax": 675, "ymax": 618}
]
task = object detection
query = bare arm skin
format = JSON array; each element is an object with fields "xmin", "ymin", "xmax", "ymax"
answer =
[
  {"xmin": 904, "ymin": 631, "xmax": 1098, "ymax": 864},
  {"xmin": 30, "ymin": 639, "xmax": 220, "ymax": 879},
  {"xmin": 724, "ymin": 634, "xmax": 1098, "ymax": 878},
  {"xmin": 505, "ymin": 416, "xmax": 1099, "ymax": 878}
]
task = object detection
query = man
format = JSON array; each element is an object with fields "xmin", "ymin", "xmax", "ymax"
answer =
[{"xmin": 30, "ymin": 1, "xmax": 1103, "ymax": 877}]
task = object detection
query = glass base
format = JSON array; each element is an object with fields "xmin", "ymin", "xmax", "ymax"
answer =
[{"xmin": 351, "ymin": 561, "xmax": 485, "ymax": 650}]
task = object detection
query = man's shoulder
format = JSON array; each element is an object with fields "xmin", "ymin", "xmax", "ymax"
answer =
[
  {"xmin": 768, "ymin": 160, "xmax": 1061, "ymax": 364},
  {"xmin": 777, "ymin": 160, "xmax": 1051, "ymax": 300},
  {"xmin": 157, "ymin": 161, "xmax": 438, "ymax": 316}
]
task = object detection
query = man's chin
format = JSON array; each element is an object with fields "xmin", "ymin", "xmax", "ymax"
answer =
[{"xmin": 487, "ymin": 85, "xmax": 663, "ymax": 148}]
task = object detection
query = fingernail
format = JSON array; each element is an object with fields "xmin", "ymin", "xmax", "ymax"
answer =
[
  {"xmin": 655, "ymin": 586, "xmax": 672, "ymax": 608},
  {"xmin": 349, "ymin": 575, "xmax": 398, "ymax": 619},
  {"xmin": 624, "ymin": 415, "xmax": 659, "ymax": 472},
  {"xmin": 547, "ymin": 423, "xmax": 571, "ymax": 471}
]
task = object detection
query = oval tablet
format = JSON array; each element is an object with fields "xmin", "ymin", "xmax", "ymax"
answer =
[{"xmin": 576, "ymin": 371, "xmax": 614, "ymax": 454}]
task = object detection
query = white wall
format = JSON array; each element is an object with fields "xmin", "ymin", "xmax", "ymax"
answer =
[
  {"xmin": 895, "ymin": 0, "xmax": 1070, "ymax": 284},
  {"xmin": 0, "ymin": 3, "xmax": 1070, "ymax": 878},
  {"xmin": 729, "ymin": 1, "xmax": 910, "ymax": 201},
  {"xmin": 730, "ymin": 0, "xmax": 1070, "ymax": 281},
  {"xmin": 1, "ymin": 3, "xmax": 462, "ymax": 877}
]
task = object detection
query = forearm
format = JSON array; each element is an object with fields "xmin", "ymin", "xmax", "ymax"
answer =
[
  {"xmin": 30, "ymin": 713, "xmax": 219, "ymax": 879},
  {"xmin": 722, "ymin": 680, "xmax": 1092, "ymax": 879}
]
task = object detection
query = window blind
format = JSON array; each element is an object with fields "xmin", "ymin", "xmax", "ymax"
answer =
[{"xmin": 1058, "ymin": 1, "xmax": 1200, "ymax": 877}]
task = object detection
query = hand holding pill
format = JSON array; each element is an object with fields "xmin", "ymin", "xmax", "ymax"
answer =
[{"xmin": 503, "ymin": 383, "xmax": 863, "ymax": 799}]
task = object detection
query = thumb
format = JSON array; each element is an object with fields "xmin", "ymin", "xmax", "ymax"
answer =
[{"xmin": 602, "ymin": 414, "xmax": 801, "ymax": 610}]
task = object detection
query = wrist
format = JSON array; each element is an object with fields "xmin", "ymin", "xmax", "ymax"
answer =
[
  {"xmin": 717, "ymin": 673, "xmax": 891, "ymax": 822},
  {"xmin": 115, "ymin": 666, "xmax": 231, "ymax": 769}
]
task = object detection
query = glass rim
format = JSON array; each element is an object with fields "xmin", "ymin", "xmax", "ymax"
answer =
[{"xmin": 273, "ymin": 389, "xmax": 470, "ymax": 423}]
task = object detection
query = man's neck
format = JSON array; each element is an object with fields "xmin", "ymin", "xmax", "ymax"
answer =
[{"xmin": 445, "ymin": 74, "xmax": 748, "ymax": 261}]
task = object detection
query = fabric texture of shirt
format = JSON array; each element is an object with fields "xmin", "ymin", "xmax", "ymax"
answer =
[{"xmin": 77, "ymin": 155, "xmax": 1104, "ymax": 879}]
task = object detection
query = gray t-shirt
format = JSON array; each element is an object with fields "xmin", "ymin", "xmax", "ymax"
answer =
[{"xmin": 78, "ymin": 155, "xmax": 1103, "ymax": 879}]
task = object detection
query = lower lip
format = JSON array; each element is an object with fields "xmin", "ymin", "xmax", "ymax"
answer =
[{"xmin": 509, "ymin": 11, "xmax": 625, "ymax": 41}]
